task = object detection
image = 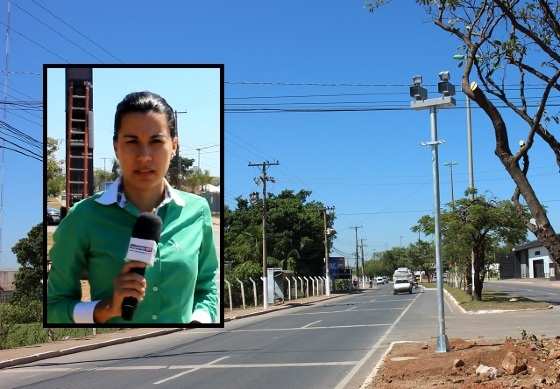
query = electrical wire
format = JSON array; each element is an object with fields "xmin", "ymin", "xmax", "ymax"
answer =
[{"xmin": 30, "ymin": 0, "xmax": 124, "ymax": 63}]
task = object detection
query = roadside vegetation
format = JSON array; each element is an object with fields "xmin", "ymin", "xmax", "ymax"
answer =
[{"xmin": 419, "ymin": 281, "xmax": 550, "ymax": 312}]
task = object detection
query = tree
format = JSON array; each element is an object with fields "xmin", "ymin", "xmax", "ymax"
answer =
[
  {"xmin": 225, "ymin": 190, "xmax": 336, "ymax": 276},
  {"xmin": 94, "ymin": 168, "xmax": 113, "ymax": 191},
  {"xmin": 184, "ymin": 169, "xmax": 214, "ymax": 193},
  {"xmin": 167, "ymin": 154, "xmax": 195, "ymax": 188},
  {"xmin": 46, "ymin": 137, "xmax": 64, "ymax": 197},
  {"xmin": 11, "ymin": 223, "xmax": 43, "ymax": 303},
  {"xmin": 412, "ymin": 195, "xmax": 528, "ymax": 300},
  {"xmin": 368, "ymin": 0, "xmax": 560, "ymax": 276}
]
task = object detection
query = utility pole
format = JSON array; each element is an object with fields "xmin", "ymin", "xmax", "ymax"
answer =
[
  {"xmin": 321, "ymin": 205, "xmax": 335, "ymax": 296},
  {"xmin": 174, "ymin": 110, "xmax": 188, "ymax": 188},
  {"xmin": 350, "ymin": 226, "xmax": 362, "ymax": 282},
  {"xmin": 249, "ymin": 160, "xmax": 279, "ymax": 310},
  {"xmin": 360, "ymin": 238, "xmax": 367, "ymax": 288},
  {"xmin": 443, "ymin": 161, "xmax": 458, "ymax": 210}
]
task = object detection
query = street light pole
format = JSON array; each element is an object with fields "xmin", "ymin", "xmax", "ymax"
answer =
[{"xmin": 410, "ymin": 72, "xmax": 455, "ymax": 353}]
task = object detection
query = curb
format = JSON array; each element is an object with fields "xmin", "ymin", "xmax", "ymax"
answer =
[
  {"xmin": 0, "ymin": 294, "xmax": 346, "ymax": 370},
  {"xmin": 442, "ymin": 287, "xmax": 553, "ymax": 315},
  {"xmin": 359, "ymin": 341, "xmax": 422, "ymax": 389},
  {"xmin": 0, "ymin": 328, "xmax": 180, "ymax": 370}
]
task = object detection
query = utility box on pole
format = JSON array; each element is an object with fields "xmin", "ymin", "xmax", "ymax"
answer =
[
  {"xmin": 65, "ymin": 68, "xmax": 94, "ymax": 209},
  {"xmin": 267, "ymin": 268, "xmax": 284, "ymax": 304}
]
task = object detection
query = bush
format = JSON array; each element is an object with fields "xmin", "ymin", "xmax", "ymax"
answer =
[
  {"xmin": 232, "ymin": 261, "xmax": 261, "ymax": 281},
  {"xmin": 334, "ymin": 279, "xmax": 352, "ymax": 292}
]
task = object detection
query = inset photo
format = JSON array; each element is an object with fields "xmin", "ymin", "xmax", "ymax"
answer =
[{"xmin": 44, "ymin": 65, "xmax": 223, "ymax": 327}]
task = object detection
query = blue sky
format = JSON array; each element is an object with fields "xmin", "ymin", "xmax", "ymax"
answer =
[
  {"xmin": 46, "ymin": 67, "xmax": 221, "ymax": 174},
  {"xmin": 0, "ymin": 1, "xmax": 558, "ymax": 269}
]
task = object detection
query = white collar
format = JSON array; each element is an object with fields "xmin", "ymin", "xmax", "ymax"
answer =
[{"xmin": 95, "ymin": 176, "xmax": 185, "ymax": 208}]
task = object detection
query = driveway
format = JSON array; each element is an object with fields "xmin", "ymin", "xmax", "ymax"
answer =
[{"xmin": 485, "ymin": 280, "xmax": 560, "ymax": 305}]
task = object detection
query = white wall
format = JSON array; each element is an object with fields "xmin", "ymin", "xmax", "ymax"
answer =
[{"xmin": 528, "ymin": 245, "xmax": 552, "ymax": 278}]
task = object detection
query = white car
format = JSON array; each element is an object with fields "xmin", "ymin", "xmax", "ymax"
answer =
[
  {"xmin": 393, "ymin": 278, "xmax": 413, "ymax": 294},
  {"xmin": 375, "ymin": 276, "xmax": 385, "ymax": 284}
]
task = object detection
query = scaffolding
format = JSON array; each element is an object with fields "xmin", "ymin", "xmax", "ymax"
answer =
[{"xmin": 65, "ymin": 68, "xmax": 94, "ymax": 209}]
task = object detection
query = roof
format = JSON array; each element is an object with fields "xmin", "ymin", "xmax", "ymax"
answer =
[{"xmin": 512, "ymin": 234, "xmax": 560, "ymax": 252}]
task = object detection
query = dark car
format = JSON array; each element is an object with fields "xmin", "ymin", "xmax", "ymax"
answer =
[{"xmin": 46, "ymin": 207, "xmax": 60, "ymax": 225}]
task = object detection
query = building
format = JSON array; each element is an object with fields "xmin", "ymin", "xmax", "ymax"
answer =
[
  {"xmin": 499, "ymin": 238, "xmax": 559, "ymax": 280},
  {"xmin": 0, "ymin": 270, "xmax": 16, "ymax": 291}
]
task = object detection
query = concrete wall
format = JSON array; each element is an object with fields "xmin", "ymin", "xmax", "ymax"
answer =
[{"xmin": 0, "ymin": 271, "xmax": 16, "ymax": 291}]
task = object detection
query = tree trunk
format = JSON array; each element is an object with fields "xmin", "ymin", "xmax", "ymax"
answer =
[
  {"xmin": 468, "ymin": 82, "xmax": 560, "ymax": 270},
  {"xmin": 473, "ymin": 242, "xmax": 486, "ymax": 301}
]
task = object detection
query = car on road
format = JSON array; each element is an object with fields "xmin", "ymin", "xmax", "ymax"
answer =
[
  {"xmin": 46, "ymin": 207, "xmax": 60, "ymax": 225},
  {"xmin": 375, "ymin": 276, "xmax": 385, "ymax": 284},
  {"xmin": 393, "ymin": 278, "xmax": 413, "ymax": 294}
]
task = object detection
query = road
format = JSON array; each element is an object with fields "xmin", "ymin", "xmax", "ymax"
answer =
[
  {"xmin": 0, "ymin": 285, "xmax": 420, "ymax": 389},
  {"xmin": 485, "ymin": 280, "xmax": 560, "ymax": 305}
]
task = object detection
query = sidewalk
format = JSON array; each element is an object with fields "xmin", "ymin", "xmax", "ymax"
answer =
[
  {"xmin": 490, "ymin": 278, "xmax": 560, "ymax": 288},
  {"xmin": 0, "ymin": 292, "xmax": 347, "ymax": 369}
]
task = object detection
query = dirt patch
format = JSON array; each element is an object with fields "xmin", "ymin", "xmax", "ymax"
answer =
[{"xmin": 370, "ymin": 335, "xmax": 560, "ymax": 388}]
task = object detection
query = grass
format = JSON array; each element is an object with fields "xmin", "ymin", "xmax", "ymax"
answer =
[
  {"xmin": 420, "ymin": 282, "xmax": 551, "ymax": 311},
  {"xmin": 3, "ymin": 323, "xmax": 123, "ymax": 350}
]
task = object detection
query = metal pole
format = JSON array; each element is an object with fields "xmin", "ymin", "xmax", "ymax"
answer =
[
  {"xmin": 323, "ymin": 208, "xmax": 331, "ymax": 296},
  {"xmin": 466, "ymin": 96, "xmax": 476, "ymax": 299},
  {"xmin": 430, "ymin": 107, "xmax": 449, "ymax": 352}
]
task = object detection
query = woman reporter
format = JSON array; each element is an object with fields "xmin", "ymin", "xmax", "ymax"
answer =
[{"xmin": 47, "ymin": 91, "xmax": 218, "ymax": 324}]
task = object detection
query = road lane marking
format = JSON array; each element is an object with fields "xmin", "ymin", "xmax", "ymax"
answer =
[
  {"xmin": 285, "ymin": 307, "xmax": 403, "ymax": 316},
  {"xmin": 153, "ymin": 356, "xmax": 230, "ymax": 385},
  {"xmin": 345, "ymin": 306, "xmax": 357, "ymax": 311},
  {"xmin": 229, "ymin": 323, "xmax": 391, "ymax": 332},
  {"xmin": 168, "ymin": 361, "xmax": 359, "ymax": 368},
  {"xmin": 301, "ymin": 320, "xmax": 322, "ymax": 328},
  {"xmin": 96, "ymin": 366, "xmax": 164, "ymax": 371},
  {"xmin": 334, "ymin": 292, "xmax": 421, "ymax": 389}
]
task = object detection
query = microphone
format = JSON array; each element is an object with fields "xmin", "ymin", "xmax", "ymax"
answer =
[{"xmin": 121, "ymin": 212, "xmax": 162, "ymax": 321}]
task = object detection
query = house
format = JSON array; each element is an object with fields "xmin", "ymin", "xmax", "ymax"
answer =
[{"xmin": 499, "ymin": 238, "xmax": 559, "ymax": 280}]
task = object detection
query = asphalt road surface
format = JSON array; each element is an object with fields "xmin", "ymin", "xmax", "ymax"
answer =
[
  {"xmin": 485, "ymin": 280, "xmax": 560, "ymax": 305},
  {"xmin": 0, "ymin": 285, "xmax": 421, "ymax": 389}
]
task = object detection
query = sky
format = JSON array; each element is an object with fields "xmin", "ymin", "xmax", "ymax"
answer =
[
  {"xmin": 0, "ymin": 1, "xmax": 558, "ymax": 269},
  {"xmin": 46, "ymin": 67, "xmax": 221, "ymax": 175}
]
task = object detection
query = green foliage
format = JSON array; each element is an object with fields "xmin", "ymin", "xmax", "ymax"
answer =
[
  {"xmin": 167, "ymin": 155, "xmax": 195, "ymax": 188},
  {"xmin": 184, "ymin": 169, "xmax": 214, "ymax": 193},
  {"xmin": 94, "ymin": 168, "xmax": 114, "ymax": 191},
  {"xmin": 0, "ymin": 300, "xmax": 42, "ymax": 349},
  {"xmin": 11, "ymin": 224, "xmax": 43, "ymax": 303},
  {"xmin": 46, "ymin": 137, "xmax": 64, "ymax": 196},
  {"xmin": 334, "ymin": 279, "xmax": 352, "ymax": 292},
  {"xmin": 225, "ymin": 190, "xmax": 335, "ymax": 276},
  {"xmin": 411, "ymin": 194, "xmax": 528, "ymax": 298},
  {"xmin": 232, "ymin": 261, "xmax": 262, "ymax": 281}
]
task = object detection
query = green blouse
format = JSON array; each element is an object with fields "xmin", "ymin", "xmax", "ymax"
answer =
[{"xmin": 47, "ymin": 180, "xmax": 218, "ymax": 324}]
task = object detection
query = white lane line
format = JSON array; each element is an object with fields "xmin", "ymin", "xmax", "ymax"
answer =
[
  {"xmin": 334, "ymin": 292, "xmax": 421, "ymax": 389},
  {"xmin": 369, "ymin": 299, "xmax": 376, "ymax": 303},
  {"xmin": 372, "ymin": 299, "xmax": 414, "ymax": 303},
  {"xmin": 301, "ymin": 320, "xmax": 322, "ymax": 329},
  {"xmin": 96, "ymin": 366, "xmax": 164, "ymax": 371},
  {"xmin": 153, "ymin": 356, "xmax": 229, "ymax": 385},
  {"xmin": 345, "ymin": 306, "xmax": 357, "ymax": 311},
  {"xmin": 286, "ymin": 307, "xmax": 402, "ymax": 316},
  {"xmin": 168, "ymin": 361, "xmax": 359, "ymax": 369},
  {"xmin": 230, "ymin": 323, "xmax": 391, "ymax": 332}
]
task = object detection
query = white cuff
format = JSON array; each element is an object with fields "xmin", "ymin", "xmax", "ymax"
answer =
[
  {"xmin": 73, "ymin": 300, "xmax": 101, "ymax": 323},
  {"xmin": 191, "ymin": 309, "xmax": 212, "ymax": 323}
]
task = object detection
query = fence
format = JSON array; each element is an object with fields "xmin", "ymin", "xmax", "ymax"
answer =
[{"xmin": 223, "ymin": 274, "xmax": 327, "ymax": 311}]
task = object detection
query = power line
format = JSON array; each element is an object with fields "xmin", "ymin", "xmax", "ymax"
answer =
[
  {"xmin": 11, "ymin": 2, "xmax": 106, "ymax": 62},
  {"xmin": 0, "ymin": 21, "xmax": 70, "ymax": 63},
  {"xmin": 30, "ymin": 0, "xmax": 124, "ymax": 63}
]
